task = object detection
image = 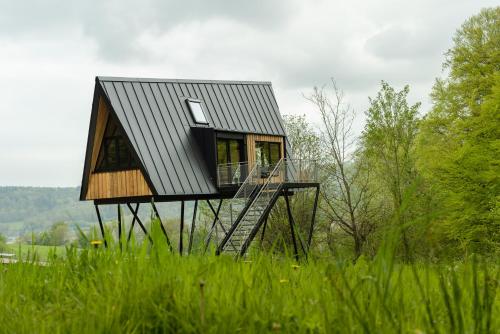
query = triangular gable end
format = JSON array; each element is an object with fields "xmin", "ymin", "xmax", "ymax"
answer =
[{"xmin": 80, "ymin": 86, "xmax": 154, "ymax": 200}]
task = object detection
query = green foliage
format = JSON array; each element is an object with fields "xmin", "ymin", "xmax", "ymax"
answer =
[
  {"xmin": 360, "ymin": 81, "xmax": 421, "ymax": 260},
  {"xmin": 0, "ymin": 244, "xmax": 498, "ymax": 333},
  {"xmin": 6, "ymin": 244, "xmax": 66, "ymax": 261},
  {"xmin": 416, "ymin": 7, "xmax": 500, "ymax": 256},
  {"xmin": 0, "ymin": 232, "xmax": 7, "ymax": 252},
  {"xmin": 283, "ymin": 114, "xmax": 322, "ymax": 161},
  {"xmin": 0, "ymin": 187, "xmax": 183, "ymax": 239},
  {"xmin": 362, "ymin": 81, "xmax": 421, "ymax": 210},
  {"xmin": 19, "ymin": 221, "xmax": 71, "ymax": 246}
]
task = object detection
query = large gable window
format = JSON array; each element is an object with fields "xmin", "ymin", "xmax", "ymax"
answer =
[
  {"xmin": 95, "ymin": 119, "xmax": 138, "ymax": 172},
  {"xmin": 187, "ymin": 99, "xmax": 208, "ymax": 124}
]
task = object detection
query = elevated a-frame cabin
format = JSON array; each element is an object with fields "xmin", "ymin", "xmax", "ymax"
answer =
[{"xmin": 80, "ymin": 76, "xmax": 319, "ymax": 257}]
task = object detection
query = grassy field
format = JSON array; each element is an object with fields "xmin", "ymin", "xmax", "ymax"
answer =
[
  {"xmin": 0, "ymin": 237, "xmax": 498, "ymax": 333},
  {"xmin": 6, "ymin": 243, "xmax": 67, "ymax": 261}
]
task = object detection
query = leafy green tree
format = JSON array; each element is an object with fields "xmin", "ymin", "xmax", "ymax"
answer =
[
  {"xmin": 361, "ymin": 81, "xmax": 421, "ymax": 260},
  {"xmin": 416, "ymin": 7, "xmax": 500, "ymax": 255},
  {"xmin": 283, "ymin": 114, "xmax": 322, "ymax": 161}
]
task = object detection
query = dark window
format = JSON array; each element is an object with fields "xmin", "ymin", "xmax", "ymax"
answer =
[
  {"xmin": 216, "ymin": 138, "xmax": 245, "ymax": 185},
  {"xmin": 217, "ymin": 139, "xmax": 228, "ymax": 165},
  {"xmin": 255, "ymin": 141, "xmax": 281, "ymax": 166},
  {"xmin": 187, "ymin": 99, "xmax": 208, "ymax": 124},
  {"xmin": 217, "ymin": 138, "xmax": 243, "ymax": 165},
  {"xmin": 95, "ymin": 120, "xmax": 138, "ymax": 172}
]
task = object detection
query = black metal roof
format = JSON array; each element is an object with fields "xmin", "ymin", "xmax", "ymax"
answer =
[{"xmin": 81, "ymin": 76, "xmax": 287, "ymax": 199}]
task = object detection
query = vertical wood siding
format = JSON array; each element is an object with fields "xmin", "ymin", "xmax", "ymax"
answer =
[
  {"xmin": 246, "ymin": 134, "xmax": 285, "ymax": 167},
  {"xmin": 246, "ymin": 134, "xmax": 285, "ymax": 183},
  {"xmin": 86, "ymin": 169, "xmax": 152, "ymax": 200},
  {"xmin": 84, "ymin": 97, "xmax": 152, "ymax": 200},
  {"xmin": 90, "ymin": 97, "xmax": 109, "ymax": 171}
]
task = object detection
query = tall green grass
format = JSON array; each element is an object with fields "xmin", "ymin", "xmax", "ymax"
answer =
[{"xmin": 0, "ymin": 232, "xmax": 498, "ymax": 333}]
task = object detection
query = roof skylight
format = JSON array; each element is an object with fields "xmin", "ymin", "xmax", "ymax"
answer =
[{"xmin": 187, "ymin": 99, "xmax": 208, "ymax": 124}]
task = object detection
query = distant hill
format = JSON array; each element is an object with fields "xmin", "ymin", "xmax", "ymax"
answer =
[{"xmin": 0, "ymin": 187, "xmax": 182, "ymax": 237}]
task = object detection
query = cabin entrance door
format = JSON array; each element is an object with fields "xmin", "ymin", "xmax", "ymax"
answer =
[{"xmin": 255, "ymin": 141, "xmax": 281, "ymax": 178}]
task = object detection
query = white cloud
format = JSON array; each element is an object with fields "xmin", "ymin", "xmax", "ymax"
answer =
[{"xmin": 0, "ymin": 0, "xmax": 496, "ymax": 186}]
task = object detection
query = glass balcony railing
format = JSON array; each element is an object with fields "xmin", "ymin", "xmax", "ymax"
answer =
[
  {"xmin": 216, "ymin": 159, "xmax": 319, "ymax": 187},
  {"xmin": 216, "ymin": 162, "xmax": 250, "ymax": 187}
]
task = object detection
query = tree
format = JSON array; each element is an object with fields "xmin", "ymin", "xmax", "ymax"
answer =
[
  {"xmin": 416, "ymin": 7, "xmax": 500, "ymax": 255},
  {"xmin": 283, "ymin": 114, "xmax": 322, "ymax": 161},
  {"xmin": 306, "ymin": 80, "xmax": 378, "ymax": 260},
  {"xmin": 361, "ymin": 81, "xmax": 421, "ymax": 260}
]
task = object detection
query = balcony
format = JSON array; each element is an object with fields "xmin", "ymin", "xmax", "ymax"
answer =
[{"xmin": 216, "ymin": 160, "xmax": 319, "ymax": 188}]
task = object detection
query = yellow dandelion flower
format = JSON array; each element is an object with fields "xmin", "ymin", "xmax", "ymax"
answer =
[{"xmin": 90, "ymin": 240, "xmax": 103, "ymax": 246}]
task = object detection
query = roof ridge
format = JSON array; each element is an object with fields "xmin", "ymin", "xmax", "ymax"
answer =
[{"xmin": 96, "ymin": 76, "xmax": 272, "ymax": 86}]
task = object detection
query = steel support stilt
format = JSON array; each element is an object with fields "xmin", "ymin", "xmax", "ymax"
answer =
[
  {"xmin": 127, "ymin": 203, "xmax": 139, "ymax": 244},
  {"xmin": 95, "ymin": 204, "xmax": 107, "ymax": 248},
  {"xmin": 117, "ymin": 204, "xmax": 122, "ymax": 250},
  {"xmin": 179, "ymin": 201, "xmax": 185, "ymax": 255},
  {"xmin": 151, "ymin": 201, "xmax": 173, "ymax": 251},
  {"xmin": 127, "ymin": 203, "xmax": 153, "ymax": 244},
  {"xmin": 204, "ymin": 199, "xmax": 222, "ymax": 252},
  {"xmin": 284, "ymin": 193, "xmax": 299, "ymax": 261},
  {"xmin": 188, "ymin": 200, "xmax": 198, "ymax": 254},
  {"xmin": 307, "ymin": 185, "xmax": 320, "ymax": 249}
]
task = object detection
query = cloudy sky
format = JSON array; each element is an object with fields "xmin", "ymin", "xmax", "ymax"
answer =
[{"xmin": 0, "ymin": 0, "xmax": 496, "ymax": 187}]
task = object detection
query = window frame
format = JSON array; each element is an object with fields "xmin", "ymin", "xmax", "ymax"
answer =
[
  {"xmin": 255, "ymin": 141, "xmax": 282, "ymax": 166},
  {"xmin": 216, "ymin": 138, "xmax": 244, "ymax": 165},
  {"xmin": 94, "ymin": 122, "xmax": 138, "ymax": 173},
  {"xmin": 186, "ymin": 98, "xmax": 209, "ymax": 125}
]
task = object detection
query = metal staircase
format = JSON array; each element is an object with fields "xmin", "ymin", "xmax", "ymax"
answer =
[
  {"xmin": 209, "ymin": 162, "xmax": 262, "ymax": 250},
  {"xmin": 210, "ymin": 158, "xmax": 318, "ymax": 257},
  {"xmin": 217, "ymin": 159, "xmax": 286, "ymax": 256}
]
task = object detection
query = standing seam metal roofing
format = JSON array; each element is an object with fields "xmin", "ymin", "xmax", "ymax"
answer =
[{"xmin": 95, "ymin": 76, "xmax": 287, "ymax": 197}]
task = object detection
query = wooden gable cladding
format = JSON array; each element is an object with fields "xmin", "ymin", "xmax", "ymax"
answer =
[
  {"xmin": 86, "ymin": 169, "xmax": 152, "ymax": 200},
  {"xmin": 84, "ymin": 95, "xmax": 153, "ymax": 200},
  {"xmin": 246, "ymin": 134, "xmax": 285, "ymax": 168},
  {"xmin": 90, "ymin": 97, "xmax": 109, "ymax": 171}
]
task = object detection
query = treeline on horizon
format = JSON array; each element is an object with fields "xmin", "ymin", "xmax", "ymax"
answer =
[
  {"xmin": 275, "ymin": 7, "xmax": 499, "ymax": 261},
  {"xmin": 1, "ymin": 8, "xmax": 498, "ymax": 262}
]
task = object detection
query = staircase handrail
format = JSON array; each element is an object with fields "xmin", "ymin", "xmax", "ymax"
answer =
[
  {"xmin": 232, "ymin": 162, "xmax": 260, "ymax": 200},
  {"xmin": 244, "ymin": 158, "xmax": 284, "ymax": 207},
  {"xmin": 216, "ymin": 159, "xmax": 284, "ymax": 254},
  {"xmin": 232, "ymin": 158, "xmax": 285, "ymax": 233}
]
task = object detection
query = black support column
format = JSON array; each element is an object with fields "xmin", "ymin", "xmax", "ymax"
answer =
[
  {"xmin": 284, "ymin": 194, "xmax": 299, "ymax": 260},
  {"xmin": 127, "ymin": 203, "xmax": 153, "ymax": 244},
  {"xmin": 151, "ymin": 201, "xmax": 173, "ymax": 251},
  {"xmin": 127, "ymin": 203, "xmax": 139, "ymax": 244},
  {"xmin": 179, "ymin": 201, "xmax": 185, "ymax": 255},
  {"xmin": 117, "ymin": 204, "xmax": 122, "ymax": 250},
  {"xmin": 95, "ymin": 204, "xmax": 107, "ymax": 248},
  {"xmin": 204, "ymin": 199, "xmax": 222, "ymax": 253},
  {"xmin": 188, "ymin": 200, "xmax": 198, "ymax": 254},
  {"xmin": 308, "ymin": 186, "xmax": 320, "ymax": 249}
]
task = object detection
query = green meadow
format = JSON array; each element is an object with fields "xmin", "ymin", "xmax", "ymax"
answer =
[
  {"xmin": 0, "ymin": 234, "xmax": 499, "ymax": 334},
  {"xmin": 6, "ymin": 244, "xmax": 66, "ymax": 261}
]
